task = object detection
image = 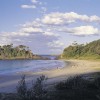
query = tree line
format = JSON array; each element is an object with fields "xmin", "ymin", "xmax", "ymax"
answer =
[
  {"xmin": 0, "ymin": 44, "xmax": 34, "ymax": 59},
  {"xmin": 62, "ymin": 39, "xmax": 100, "ymax": 59}
]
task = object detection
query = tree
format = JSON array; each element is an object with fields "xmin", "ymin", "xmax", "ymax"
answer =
[
  {"xmin": 0, "ymin": 44, "xmax": 34, "ymax": 59},
  {"xmin": 62, "ymin": 39, "xmax": 100, "ymax": 59}
]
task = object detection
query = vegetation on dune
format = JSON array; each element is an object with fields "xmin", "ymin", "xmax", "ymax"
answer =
[
  {"xmin": 61, "ymin": 39, "xmax": 100, "ymax": 59},
  {"xmin": 53, "ymin": 75, "xmax": 100, "ymax": 100},
  {"xmin": 1, "ymin": 74, "xmax": 100, "ymax": 100},
  {"xmin": 16, "ymin": 75, "xmax": 47, "ymax": 100},
  {"xmin": 0, "ymin": 44, "xmax": 41, "ymax": 60}
]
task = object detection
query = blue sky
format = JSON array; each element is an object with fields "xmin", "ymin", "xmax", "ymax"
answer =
[{"xmin": 0, "ymin": 0, "xmax": 100, "ymax": 54}]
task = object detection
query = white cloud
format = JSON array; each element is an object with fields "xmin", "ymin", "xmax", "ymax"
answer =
[
  {"xmin": 31, "ymin": 0, "xmax": 38, "ymax": 3},
  {"xmin": 21, "ymin": 0, "xmax": 42, "ymax": 9},
  {"xmin": 0, "ymin": 20, "xmax": 60, "ymax": 53},
  {"xmin": 0, "ymin": 36, "xmax": 12, "ymax": 45},
  {"xmin": 42, "ymin": 13, "xmax": 64, "ymax": 25},
  {"xmin": 21, "ymin": 20, "xmax": 42, "ymax": 28},
  {"xmin": 90, "ymin": 15, "xmax": 100, "ymax": 22},
  {"xmin": 21, "ymin": 27, "xmax": 43, "ymax": 33},
  {"xmin": 42, "ymin": 12, "xmax": 100, "ymax": 25},
  {"xmin": 43, "ymin": 31, "xmax": 59, "ymax": 36},
  {"xmin": 21, "ymin": 5, "xmax": 36, "ymax": 9},
  {"xmin": 2, "ymin": 11, "xmax": 100, "ymax": 54},
  {"xmin": 1, "ymin": 31, "xmax": 30, "ymax": 38},
  {"xmin": 48, "ymin": 40, "xmax": 64, "ymax": 48},
  {"xmin": 65, "ymin": 26, "xmax": 99, "ymax": 36}
]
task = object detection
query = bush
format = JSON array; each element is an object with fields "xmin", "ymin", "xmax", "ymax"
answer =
[
  {"xmin": 54, "ymin": 75, "xmax": 99, "ymax": 100},
  {"xmin": 17, "ymin": 75, "xmax": 48, "ymax": 100},
  {"xmin": 1, "ymin": 74, "xmax": 100, "ymax": 100},
  {"xmin": 55, "ymin": 76, "xmax": 89, "ymax": 90},
  {"xmin": 17, "ymin": 75, "xmax": 28, "ymax": 100}
]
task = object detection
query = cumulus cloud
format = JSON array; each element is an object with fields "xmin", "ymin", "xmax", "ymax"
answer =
[
  {"xmin": 42, "ymin": 12, "xmax": 100, "ymax": 25},
  {"xmin": 42, "ymin": 13, "xmax": 64, "ymax": 25},
  {"xmin": 21, "ymin": 20, "xmax": 42, "ymax": 28},
  {"xmin": 1, "ymin": 11, "xmax": 100, "ymax": 54},
  {"xmin": 21, "ymin": 27, "xmax": 43, "ymax": 33},
  {"xmin": 64, "ymin": 26, "xmax": 99, "ymax": 36},
  {"xmin": 40, "ymin": 12, "xmax": 100, "ymax": 36},
  {"xmin": 90, "ymin": 15, "xmax": 100, "ymax": 22},
  {"xmin": 0, "ymin": 18, "xmax": 60, "ymax": 54},
  {"xmin": 21, "ymin": 5, "xmax": 36, "ymax": 9},
  {"xmin": 3, "ymin": 12, "xmax": 99, "ymax": 46}
]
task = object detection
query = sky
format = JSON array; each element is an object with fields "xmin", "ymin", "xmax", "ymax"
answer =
[{"xmin": 0, "ymin": 0, "xmax": 100, "ymax": 54}]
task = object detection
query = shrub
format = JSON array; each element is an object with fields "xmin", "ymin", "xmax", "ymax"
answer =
[
  {"xmin": 16, "ymin": 75, "xmax": 48, "ymax": 100},
  {"xmin": 17, "ymin": 75, "xmax": 28, "ymax": 100},
  {"xmin": 55, "ymin": 76, "xmax": 89, "ymax": 90},
  {"xmin": 54, "ymin": 75, "xmax": 99, "ymax": 100}
]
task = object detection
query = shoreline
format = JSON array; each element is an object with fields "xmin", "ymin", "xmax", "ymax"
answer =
[{"xmin": 0, "ymin": 59, "xmax": 100, "ymax": 93}]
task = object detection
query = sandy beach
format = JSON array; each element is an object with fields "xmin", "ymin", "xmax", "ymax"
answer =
[{"xmin": 0, "ymin": 60, "xmax": 100, "ymax": 93}]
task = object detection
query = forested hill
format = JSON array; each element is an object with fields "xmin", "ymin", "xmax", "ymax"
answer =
[
  {"xmin": 0, "ymin": 44, "xmax": 40, "ymax": 60},
  {"xmin": 61, "ymin": 39, "xmax": 100, "ymax": 60}
]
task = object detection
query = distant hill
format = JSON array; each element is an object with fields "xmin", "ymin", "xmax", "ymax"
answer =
[{"xmin": 61, "ymin": 39, "xmax": 100, "ymax": 60}]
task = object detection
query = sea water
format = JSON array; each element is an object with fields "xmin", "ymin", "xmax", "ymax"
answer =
[{"xmin": 0, "ymin": 60, "xmax": 66, "ymax": 75}]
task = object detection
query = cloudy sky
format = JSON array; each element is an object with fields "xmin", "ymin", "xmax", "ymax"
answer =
[{"xmin": 0, "ymin": 0, "xmax": 100, "ymax": 54}]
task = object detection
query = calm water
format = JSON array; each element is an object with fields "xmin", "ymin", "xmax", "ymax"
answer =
[{"xmin": 0, "ymin": 60, "xmax": 66, "ymax": 75}]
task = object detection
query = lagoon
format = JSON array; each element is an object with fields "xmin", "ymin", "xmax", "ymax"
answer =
[{"xmin": 0, "ymin": 60, "xmax": 66, "ymax": 75}]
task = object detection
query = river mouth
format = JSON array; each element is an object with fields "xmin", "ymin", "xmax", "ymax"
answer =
[{"xmin": 0, "ymin": 60, "xmax": 66, "ymax": 75}]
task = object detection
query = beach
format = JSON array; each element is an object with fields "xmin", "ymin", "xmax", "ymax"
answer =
[{"xmin": 0, "ymin": 60, "xmax": 100, "ymax": 93}]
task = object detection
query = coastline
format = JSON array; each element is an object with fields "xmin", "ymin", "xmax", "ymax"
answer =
[
  {"xmin": 0, "ymin": 59, "xmax": 100, "ymax": 93},
  {"xmin": 34, "ymin": 60, "xmax": 100, "ymax": 80}
]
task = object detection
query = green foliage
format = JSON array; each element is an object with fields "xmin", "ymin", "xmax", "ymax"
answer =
[
  {"xmin": 53, "ymin": 75, "xmax": 100, "ymax": 100},
  {"xmin": 17, "ymin": 75, "xmax": 28, "ymax": 100},
  {"xmin": 1, "ymin": 74, "xmax": 100, "ymax": 100},
  {"xmin": 17, "ymin": 75, "xmax": 47, "ymax": 100},
  {"xmin": 62, "ymin": 39, "xmax": 100, "ymax": 59},
  {"xmin": 0, "ymin": 44, "xmax": 33, "ymax": 59},
  {"xmin": 55, "ymin": 76, "xmax": 89, "ymax": 90},
  {"xmin": 33, "ymin": 75, "xmax": 47, "ymax": 99}
]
